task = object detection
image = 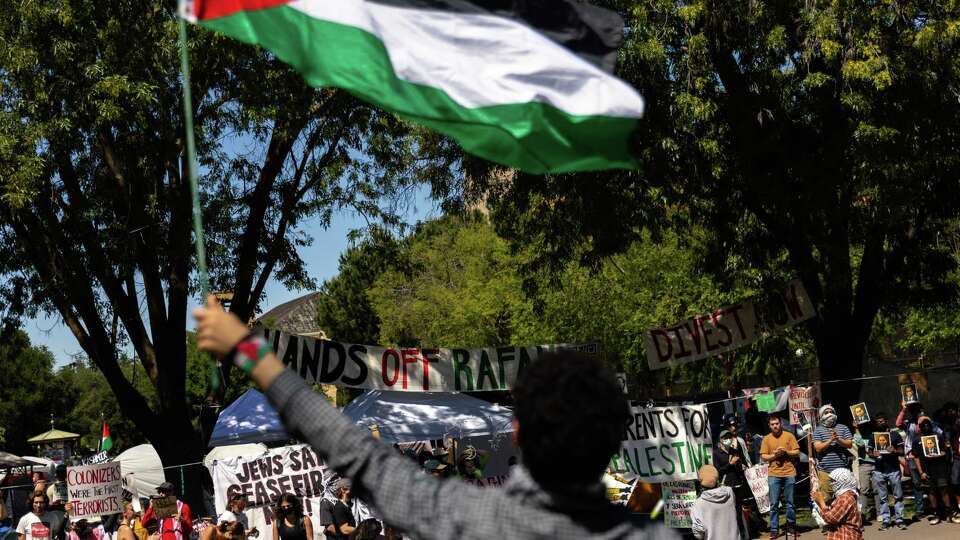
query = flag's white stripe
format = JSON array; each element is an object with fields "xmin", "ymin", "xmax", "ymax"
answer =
[{"xmin": 287, "ymin": 0, "xmax": 644, "ymax": 118}]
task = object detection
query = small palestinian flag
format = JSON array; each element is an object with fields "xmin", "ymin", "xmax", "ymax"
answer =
[
  {"xmin": 181, "ymin": 0, "xmax": 645, "ymax": 173},
  {"xmin": 100, "ymin": 421, "xmax": 113, "ymax": 452}
]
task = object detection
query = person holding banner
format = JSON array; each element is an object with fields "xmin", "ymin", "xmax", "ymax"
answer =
[
  {"xmin": 760, "ymin": 415, "xmax": 799, "ymax": 538},
  {"xmin": 193, "ymin": 295, "xmax": 678, "ymax": 540}
]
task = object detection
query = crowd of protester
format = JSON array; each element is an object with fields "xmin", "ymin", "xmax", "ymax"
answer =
[{"xmin": 692, "ymin": 397, "xmax": 960, "ymax": 539}]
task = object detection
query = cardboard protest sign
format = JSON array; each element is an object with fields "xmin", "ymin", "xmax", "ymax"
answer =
[
  {"xmin": 873, "ymin": 432, "xmax": 892, "ymax": 454},
  {"xmin": 151, "ymin": 496, "xmax": 178, "ymax": 519},
  {"xmin": 921, "ymin": 435, "xmax": 941, "ymax": 458},
  {"xmin": 262, "ymin": 327, "xmax": 598, "ymax": 392},
  {"xmin": 788, "ymin": 385, "xmax": 821, "ymax": 426},
  {"xmin": 67, "ymin": 462, "xmax": 123, "ymax": 519},
  {"xmin": 610, "ymin": 405, "xmax": 712, "ymax": 482},
  {"xmin": 645, "ymin": 280, "xmax": 816, "ymax": 370},
  {"xmin": 901, "ymin": 384, "xmax": 919, "ymax": 404},
  {"xmin": 744, "ymin": 464, "xmax": 771, "ymax": 514},
  {"xmin": 850, "ymin": 402, "xmax": 870, "ymax": 425},
  {"xmin": 661, "ymin": 481, "xmax": 696, "ymax": 528}
]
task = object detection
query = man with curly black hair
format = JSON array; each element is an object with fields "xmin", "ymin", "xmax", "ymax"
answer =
[{"xmin": 194, "ymin": 295, "xmax": 677, "ymax": 540}]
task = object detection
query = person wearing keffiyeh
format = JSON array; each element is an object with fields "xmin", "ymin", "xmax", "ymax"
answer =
[{"xmin": 812, "ymin": 469, "xmax": 862, "ymax": 540}]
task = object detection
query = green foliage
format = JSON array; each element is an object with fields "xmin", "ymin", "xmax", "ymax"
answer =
[
  {"xmin": 0, "ymin": 329, "xmax": 55, "ymax": 454},
  {"xmin": 420, "ymin": 1, "xmax": 960, "ymax": 394},
  {"xmin": 335, "ymin": 215, "xmax": 814, "ymax": 393},
  {"xmin": 316, "ymin": 227, "xmax": 406, "ymax": 344}
]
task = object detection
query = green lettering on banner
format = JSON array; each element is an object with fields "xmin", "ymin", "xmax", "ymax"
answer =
[
  {"xmin": 658, "ymin": 444, "xmax": 676, "ymax": 475},
  {"xmin": 476, "ymin": 350, "xmax": 499, "ymax": 390},
  {"xmin": 671, "ymin": 441, "xmax": 687, "ymax": 473},
  {"xmin": 496, "ymin": 347, "xmax": 515, "ymax": 389},
  {"xmin": 452, "ymin": 349, "xmax": 473, "ymax": 391},
  {"xmin": 644, "ymin": 446, "xmax": 660, "ymax": 476}
]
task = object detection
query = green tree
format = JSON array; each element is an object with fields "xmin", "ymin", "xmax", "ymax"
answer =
[
  {"xmin": 0, "ymin": 0, "xmax": 430, "ymax": 502},
  {"xmin": 316, "ymin": 227, "xmax": 405, "ymax": 344},
  {"xmin": 430, "ymin": 1, "xmax": 960, "ymax": 410},
  {"xmin": 368, "ymin": 214, "xmax": 528, "ymax": 348},
  {"xmin": 0, "ymin": 329, "xmax": 55, "ymax": 454}
]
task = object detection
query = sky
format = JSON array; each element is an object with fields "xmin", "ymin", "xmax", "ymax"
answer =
[{"xmin": 23, "ymin": 188, "xmax": 437, "ymax": 366}]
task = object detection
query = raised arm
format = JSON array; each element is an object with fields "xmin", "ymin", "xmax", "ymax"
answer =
[{"xmin": 193, "ymin": 296, "xmax": 491, "ymax": 540}]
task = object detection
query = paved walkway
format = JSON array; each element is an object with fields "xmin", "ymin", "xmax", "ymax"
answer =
[{"xmin": 791, "ymin": 518, "xmax": 960, "ymax": 539}]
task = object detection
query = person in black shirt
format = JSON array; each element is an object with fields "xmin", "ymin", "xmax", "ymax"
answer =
[
  {"xmin": 272, "ymin": 494, "xmax": 312, "ymax": 540},
  {"xmin": 715, "ymin": 419, "xmax": 762, "ymax": 540},
  {"xmin": 319, "ymin": 480, "xmax": 356, "ymax": 540},
  {"xmin": 869, "ymin": 413, "xmax": 906, "ymax": 530}
]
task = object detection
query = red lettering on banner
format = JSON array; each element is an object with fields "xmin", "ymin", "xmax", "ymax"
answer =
[
  {"xmin": 671, "ymin": 326, "xmax": 691, "ymax": 358},
  {"xmin": 698, "ymin": 315, "xmax": 718, "ymax": 351},
  {"xmin": 401, "ymin": 348, "xmax": 420, "ymax": 389},
  {"xmin": 381, "ymin": 349, "xmax": 400, "ymax": 386},
  {"xmin": 651, "ymin": 330, "xmax": 672, "ymax": 362},
  {"xmin": 712, "ymin": 309, "xmax": 733, "ymax": 346}
]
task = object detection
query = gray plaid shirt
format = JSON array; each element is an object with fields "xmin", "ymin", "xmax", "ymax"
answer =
[{"xmin": 265, "ymin": 370, "xmax": 679, "ymax": 539}]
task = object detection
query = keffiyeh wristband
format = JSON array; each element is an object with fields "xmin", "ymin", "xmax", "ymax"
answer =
[{"xmin": 232, "ymin": 334, "xmax": 272, "ymax": 374}]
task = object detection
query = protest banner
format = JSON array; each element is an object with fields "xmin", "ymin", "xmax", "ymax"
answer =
[
  {"xmin": 744, "ymin": 464, "xmax": 771, "ymax": 514},
  {"xmin": 261, "ymin": 327, "xmax": 598, "ymax": 392},
  {"xmin": 645, "ymin": 280, "xmax": 816, "ymax": 370},
  {"xmin": 788, "ymin": 385, "xmax": 821, "ymax": 426},
  {"xmin": 211, "ymin": 444, "xmax": 327, "ymax": 516},
  {"xmin": 212, "ymin": 445, "xmax": 330, "ymax": 538},
  {"xmin": 151, "ymin": 496, "xmax": 178, "ymax": 519},
  {"xmin": 662, "ymin": 481, "xmax": 696, "ymax": 528},
  {"xmin": 67, "ymin": 462, "xmax": 122, "ymax": 519},
  {"xmin": 610, "ymin": 405, "xmax": 713, "ymax": 482}
]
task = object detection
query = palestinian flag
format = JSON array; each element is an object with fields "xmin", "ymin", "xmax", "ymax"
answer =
[
  {"xmin": 99, "ymin": 421, "xmax": 113, "ymax": 452},
  {"xmin": 181, "ymin": 0, "xmax": 645, "ymax": 173}
]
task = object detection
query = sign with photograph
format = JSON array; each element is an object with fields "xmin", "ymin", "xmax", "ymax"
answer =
[
  {"xmin": 873, "ymin": 432, "xmax": 892, "ymax": 454},
  {"xmin": 921, "ymin": 435, "xmax": 941, "ymax": 458},
  {"xmin": 901, "ymin": 384, "xmax": 919, "ymax": 404},
  {"xmin": 849, "ymin": 402, "xmax": 870, "ymax": 425}
]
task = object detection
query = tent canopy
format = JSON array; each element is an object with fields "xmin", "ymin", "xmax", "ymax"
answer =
[
  {"xmin": 210, "ymin": 389, "xmax": 290, "ymax": 447},
  {"xmin": 115, "ymin": 444, "xmax": 164, "ymax": 499},
  {"xmin": 0, "ymin": 451, "xmax": 30, "ymax": 468},
  {"xmin": 342, "ymin": 390, "xmax": 514, "ymax": 444}
]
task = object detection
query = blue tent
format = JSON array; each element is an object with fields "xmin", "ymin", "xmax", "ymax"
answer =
[{"xmin": 209, "ymin": 389, "xmax": 290, "ymax": 446}]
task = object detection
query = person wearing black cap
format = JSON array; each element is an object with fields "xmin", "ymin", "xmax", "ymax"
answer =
[
  {"xmin": 714, "ymin": 414, "xmax": 761, "ymax": 539},
  {"xmin": 141, "ymin": 483, "xmax": 192, "ymax": 540}
]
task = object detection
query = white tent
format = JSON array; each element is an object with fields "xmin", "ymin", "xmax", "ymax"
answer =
[
  {"xmin": 203, "ymin": 443, "xmax": 267, "ymax": 477},
  {"xmin": 341, "ymin": 390, "xmax": 513, "ymax": 443},
  {"xmin": 115, "ymin": 444, "xmax": 165, "ymax": 501}
]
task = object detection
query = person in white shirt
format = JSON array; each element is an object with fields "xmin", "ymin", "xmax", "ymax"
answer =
[{"xmin": 16, "ymin": 492, "xmax": 65, "ymax": 540}]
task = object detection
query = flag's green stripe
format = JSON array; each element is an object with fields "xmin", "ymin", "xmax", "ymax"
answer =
[{"xmin": 199, "ymin": 6, "xmax": 638, "ymax": 173}]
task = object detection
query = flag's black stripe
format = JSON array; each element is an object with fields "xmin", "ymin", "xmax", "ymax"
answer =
[{"xmin": 365, "ymin": 0, "xmax": 625, "ymax": 74}]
